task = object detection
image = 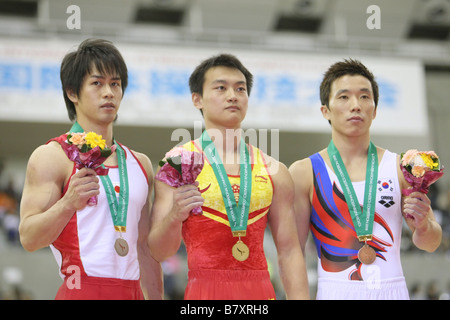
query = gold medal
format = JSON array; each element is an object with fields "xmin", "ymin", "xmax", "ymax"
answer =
[
  {"xmin": 114, "ymin": 237, "xmax": 129, "ymax": 257},
  {"xmin": 358, "ymin": 244, "xmax": 376, "ymax": 265},
  {"xmin": 232, "ymin": 240, "xmax": 249, "ymax": 261}
]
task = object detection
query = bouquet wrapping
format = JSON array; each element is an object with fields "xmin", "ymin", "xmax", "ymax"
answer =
[
  {"xmin": 400, "ymin": 149, "xmax": 444, "ymax": 197},
  {"xmin": 61, "ymin": 132, "xmax": 116, "ymax": 206},
  {"xmin": 155, "ymin": 147, "xmax": 204, "ymax": 215}
]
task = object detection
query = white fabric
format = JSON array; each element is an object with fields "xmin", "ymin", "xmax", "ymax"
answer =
[
  {"xmin": 316, "ymin": 276, "xmax": 410, "ymax": 300},
  {"xmin": 51, "ymin": 144, "xmax": 148, "ymax": 280},
  {"xmin": 316, "ymin": 150, "xmax": 409, "ymax": 299}
]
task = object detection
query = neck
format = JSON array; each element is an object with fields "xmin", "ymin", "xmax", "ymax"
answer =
[
  {"xmin": 204, "ymin": 126, "xmax": 242, "ymax": 153},
  {"xmin": 331, "ymin": 133, "xmax": 371, "ymax": 159}
]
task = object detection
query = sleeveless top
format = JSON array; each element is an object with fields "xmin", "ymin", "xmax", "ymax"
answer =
[
  {"xmin": 309, "ymin": 150, "xmax": 405, "ymax": 282},
  {"xmin": 48, "ymin": 134, "xmax": 148, "ymax": 280},
  {"xmin": 181, "ymin": 140, "xmax": 274, "ymax": 271}
]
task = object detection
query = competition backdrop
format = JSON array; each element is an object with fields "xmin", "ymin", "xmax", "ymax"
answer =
[{"xmin": 0, "ymin": 38, "xmax": 428, "ymax": 136}]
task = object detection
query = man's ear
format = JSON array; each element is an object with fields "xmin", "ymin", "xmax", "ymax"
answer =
[
  {"xmin": 320, "ymin": 104, "xmax": 330, "ymax": 121},
  {"xmin": 66, "ymin": 89, "xmax": 78, "ymax": 103},
  {"xmin": 192, "ymin": 92, "xmax": 203, "ymax": 111}
]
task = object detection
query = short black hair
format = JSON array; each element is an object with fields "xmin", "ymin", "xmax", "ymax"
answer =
[
  {"xmin": 320, "ymin": 58, "xmax": 379, "ymax": 108},
  {"xmin": 189, "ymin": 53, "xmax": 253, "ymax": 97},
  {"xmin": 60, "ymin": 38, "xmax": 128, "ymax": 121}
]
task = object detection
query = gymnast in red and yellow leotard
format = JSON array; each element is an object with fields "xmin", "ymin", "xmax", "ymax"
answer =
[{"xmin": 181, "ymin": 140, "xmax": 276, "ymax": 300}]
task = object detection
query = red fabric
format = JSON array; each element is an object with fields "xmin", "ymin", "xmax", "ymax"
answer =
[
  {"xmin": 47, "ymin": 134, "xmax": 68, "ymax": 145},
  {"xmin": 181, "ymin": 141, "xmax": 275, "ymax": 300},
  {"xmin": 55, "ymin": 276, "xmax": 144, "ymax": 300},
  {"xmin": 181, "ymin": 180, "xmax": 274, "ymax": 300},
  {"xmin": 184, "ymin": 269, "xmax": 275, "ymax": 300},
  {"xmin": 52, "ymin": 211, "xmax": 89, "ymax": 278},
  {"xmin": 182, "ymin": 212, "xmax": 269, "ymax": 271}
]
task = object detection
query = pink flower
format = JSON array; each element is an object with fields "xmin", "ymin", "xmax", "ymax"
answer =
[
  {"xmin": 155, "ymin": 147, "xmax": 204, "ymax": 215},
  {"xmin": 69, "ymin": 132, "xmax": 86, "ymax": 147},
  {"xmin": 400, "ymin": 149, "xmax": 444, "ymax": 196},
  {"xmin": 164, "ymin": 147, "xmax": 186, "ymax": 159},
  {"xmin": 400, "ymin": 149, "xmax": 418, "ymax": 167}
]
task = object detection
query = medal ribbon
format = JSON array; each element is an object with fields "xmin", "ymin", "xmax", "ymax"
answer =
[
  {"xmin": 69, "ymin": 122, "xmax": 129, "ymax": 232},
  {"xmin": 327, "ymin": 140, "xmax": 378, "ymax": 241},
  {"xmin": 200, "ymin": 130, "xmax": 252, "ymax": 237}
]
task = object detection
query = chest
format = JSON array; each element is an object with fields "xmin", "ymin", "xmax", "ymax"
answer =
[
  {"xmin": 323, "ymin": 154, "xmax": 376, "ymax": 183},
  {"xmin": 198, "ymin": 161, "xmax": 273, "ymax": 211}
]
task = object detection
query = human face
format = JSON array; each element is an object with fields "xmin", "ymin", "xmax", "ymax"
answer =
[
  {"xmin": 68, "ymin": 66, "xmax": 123, "ymax": 125},
  {"xmin": 193, "ymin": 66, "xmax": 248, "ymax": 129},
  {"xmin": 321, "ymin": 74, "xmax": 377, "ymax": 137}
]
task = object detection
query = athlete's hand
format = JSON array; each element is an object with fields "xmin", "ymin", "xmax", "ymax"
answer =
[
  {"xmin": 62, "ymin": 167, "xmax": 100, "ymax": 212},
  {"xmin": 171, "ymin": 182, "xmax": 204, "ymax": 222},
  {"xmin": 403, "ymin": 191, "xmax": 432, "ymax": 230}
]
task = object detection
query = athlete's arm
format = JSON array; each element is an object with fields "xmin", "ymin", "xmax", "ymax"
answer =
[
  {"xmin": 133, "ymin": 151, "xmax": 164, "ymax": 300},
  {"xmin": 148, "ymin": 177, "xmax": 203, "ymax": 262},
  {"xmin": 289, "ymin": 158, "xmax": 313, "ymax": 253},
  {"xmin": 19, "ymin": 142, "xmax": 100, "ymax": 251},
  {"xmin": 267, "ymin": 157, "xmax": 310, "ymax": 300},
  {"xmin": 397, "ymin": 157, "xmax": 442, "ymax": 252}
]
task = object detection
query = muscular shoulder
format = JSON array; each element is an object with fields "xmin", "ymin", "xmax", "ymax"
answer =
[
  {"xmin": 26, "ymin": 141, "xmax": 74, "ymax": 185},
  {"xmin": 288, "ymin": 156, "xmax": 315, "ymax": 200},
  {"xmin": 289, "ymin": 157, "xmax": 311, "ymax": 171},
  {"xmin": 29, "ymin": 142, "xmax": 71, "ymax": 168},
  {"xmin": 254, "ymin": 149, "xmax": 295, "ymax": 199},
  {"xmin": 257, "ymin": 148, "xmax": 288, "ymax": 178},
  {"xmin": 289, "ymin": 157, "xmax": 312, "ymax": 181},
  {"xmin": 128, "ymin": 148, "xmax": 154, "ymax": 180}
]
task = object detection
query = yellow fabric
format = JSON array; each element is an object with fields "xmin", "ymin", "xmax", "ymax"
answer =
[{"xmin": 183, "ymin": 140, "xmax": 273, "ymax": 227}]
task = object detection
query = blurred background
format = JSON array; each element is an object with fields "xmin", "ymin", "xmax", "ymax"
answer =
[{"xmin": 0, "ymin": 0, "xmax": 450, "ymax": 300}]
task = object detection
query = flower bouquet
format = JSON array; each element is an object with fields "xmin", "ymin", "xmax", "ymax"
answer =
[
  {"xmin": 61, "ymin": 131, "xmax": 116, "ymax": 206},
  {"xmin": 155, "ymin": 147, "xmax": 204, "ymax": 215},
  {"xmin": 400, "ymin": 149, "xmax": 444, "ymax": 197}
]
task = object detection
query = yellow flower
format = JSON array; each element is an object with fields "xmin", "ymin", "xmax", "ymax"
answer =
[
  {"xmin": 420, "ymin": 153, "xmax": 438, "ymax": 169},
  {"xmin": 85, "ymin": 132, "xmax": 106, "ymax": 150}
]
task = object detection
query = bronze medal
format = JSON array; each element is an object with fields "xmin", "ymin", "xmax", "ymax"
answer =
[
  {"xmin": 358, "ymin": 244, "xmax": 376, "ymax": 265},
  {"xmin": 114, "ymin": 238, "xmax": 129, "ymax": 257},
  {"xmin": 232, "ymin": 240, "xmax": 249, "ymax": 261}
]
